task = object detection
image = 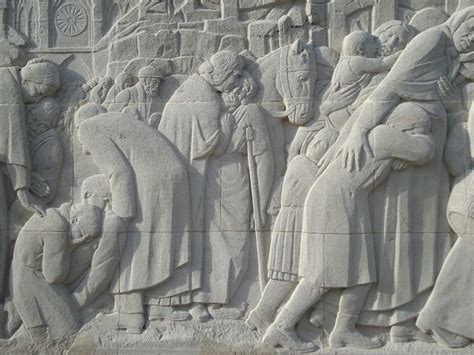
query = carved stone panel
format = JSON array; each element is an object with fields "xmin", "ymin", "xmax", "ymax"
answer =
[{"xmin": 0, "ymin": 0, "xmax": 473, "ymax": 353}]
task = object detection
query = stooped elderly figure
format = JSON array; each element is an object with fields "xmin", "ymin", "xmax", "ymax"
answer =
[
  {"xmin": 191, "ymin": 72, "xmax": 274, "ymax": 318},
  {"xmin": 77, "ymin": 105, "xmax": 191, "ymax": 333},
  {"xmin": 158, "ymin": 50, "xmax": 245, "ymax": 321}
]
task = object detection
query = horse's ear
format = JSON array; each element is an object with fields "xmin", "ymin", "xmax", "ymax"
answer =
[{"xmin": 290, "ymin": 39, "xmax": 305, "ymax": 54}]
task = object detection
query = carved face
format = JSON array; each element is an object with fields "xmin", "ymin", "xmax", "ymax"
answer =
[
  {"xmin": 27, "ymin": 106, "xmax": 56, "ymax": 137},
  {"xmin": 69, "ymin": 203, "xmax": 101, "ymax": 244},
  {"xmin": 123, "ymin": 77, "xmax": 133, "ymax": 89},
  {"xmin": 219, "ymin": 71, "xmax": 242, "ymax": 93},
  {"xmin": 306, "ymin": 138, "xmax": 329, "ymax": 162},
  {"xmin": 362, "ymin": 35, "xmax": 381, "ymax": 58},
  {"xmin": 142, "ymin": 77, "xmax": 161, "ymax": 96},
  {"xmin": 453, "ymin": 18, "xmax": 474, "ymax": 53},
  {"xmin": 22, "ymin": 80, "xmax": 50, "ymax": 103},
  {"xmin": 378, "ymin": 26, "xmax": 405, "ymax": 56}
]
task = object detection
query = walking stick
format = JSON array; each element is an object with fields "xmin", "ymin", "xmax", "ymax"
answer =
[{"xmin": 246, "ymin": 126, "xmax": 267, "ymax": 294}]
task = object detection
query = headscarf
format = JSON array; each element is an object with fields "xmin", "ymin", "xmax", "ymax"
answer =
[
  {"xmin": 115, "ymin": 72, "xmax": 134, "ymax": 91},
  {"xmin": 199, "ymin": 50, "xmax": 244, "ymax": 88},
  {"xmin": 20, "ymin": 58, "xmax": 60, "ymax": 96},
  {"xmin": 447, "ymin": 6, "xmax": 474, "ymax": 33}
]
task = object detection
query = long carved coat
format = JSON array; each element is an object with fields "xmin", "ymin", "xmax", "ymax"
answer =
[
  {"xmin": 158, "ymin": 74, "xmax": 222, "ymax": 300},
  {"xmin": 0, "ymin": 67, "xmax": 30, "ymax": 190},
  {"xmin": 356, "ymin": 25, "xmax": 456, "ymax": 326},
  {"xmin": 0, "ymin": 67, "xmax": 31, "ymax": 302},
  {"xmin": 79, "ymin": 113, "xmax": 191, "ymax": 296}
]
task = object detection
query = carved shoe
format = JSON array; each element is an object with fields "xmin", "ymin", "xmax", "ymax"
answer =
[
  {"xmin": 262, "ymin": 324, "xmax": 318, "ymax": 353},
  {"xmin": 4, "ymin": 300, "xmax": 22, "ymax": 338},
  {"xmin": 430, "ymin": 325, "xmax": 470, "ymax": 348},
  {"xmin": 245, "ymin": 309, "xmax": 271, "ymax": 336},
  {"xmin": 390, "ymin": 324, "xmax": 434, "ymax": 343},
  {"xmin": 98, "ymin": 312, "xmax": 145, "ymax": 334},
  {"xmin": 189, "ymin": 304, "xmax": 210, "ymax": 322},
  {"xmin": 329, "ymin": 330, "xmax": 384, "ymax": 349},
  {"xmin": 149, "ymin": 306, "xmax": 191, "ymax": 322}
]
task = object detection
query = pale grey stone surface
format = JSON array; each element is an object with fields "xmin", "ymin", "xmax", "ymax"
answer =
[{"xmin": 0, "ymin": 0, "xmax": 473, "ymax": 353}]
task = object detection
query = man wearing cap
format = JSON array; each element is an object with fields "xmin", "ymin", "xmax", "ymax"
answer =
[{"xmin": 109, "ymin": 65, "xmax": 164, "ymax": 127}]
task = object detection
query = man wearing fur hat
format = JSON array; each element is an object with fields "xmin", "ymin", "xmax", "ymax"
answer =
[{"xmin": 109, "ymin": 65, "xmax": 164, "ymax": 127}]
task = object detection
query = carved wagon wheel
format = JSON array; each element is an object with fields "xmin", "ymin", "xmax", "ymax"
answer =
[{"xmin": 55, "ymin": 3, "xmax": 88, "ymax": 37}]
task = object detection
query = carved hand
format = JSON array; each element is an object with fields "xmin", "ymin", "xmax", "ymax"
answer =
[
  {"xmin": 317, "ymin": 143, "xmax": 340, "ymax": 172},
  {"xmin": 69, "ymin": 234, "xmax": 94, "ymax": 248},
  {"xmin": 437, "ymin": 76, "xmax": 463, "ymax": 114},
  {"xmin": 17, "ymin": 188, "xmax": 47, "ymax": 217},
  {"xmin": 30, "ymin": 172, "xmax": 51, "ymax": 198},
  {"xmin": 322, "ymin": 82, "xmax": 359, "ymax": 115},
  {"xmin": 341, "ymin": 126, "xmax": 373, "ymax": 172}
]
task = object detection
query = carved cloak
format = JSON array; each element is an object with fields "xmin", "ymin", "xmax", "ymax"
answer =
[
  {"xmin": 0, "ymin": 67, "xmax": 31, "ymax": 190},
  {"xmin": 79, "ymin": 113, "xmax": 192, "ymax": 295},
  {"xmin": 158, "ymin": 74, "xmax": 222, "ymax": 298}
]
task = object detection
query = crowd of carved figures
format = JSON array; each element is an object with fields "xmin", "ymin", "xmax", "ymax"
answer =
[{"xmin": 1, "ymin": 4, "xmax": 474, "ymax": 352}]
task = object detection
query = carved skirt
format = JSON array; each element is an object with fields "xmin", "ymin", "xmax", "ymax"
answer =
[
  {"xmin": 298, "ymin": 164, "xmax": 377, "ymax": 288},
  {"xmin": 417, "ymin": 238, "xmax": 474, "ymax": 340},
  {"xmin": 267, "ymin": 206, "xmax": 302, "ymax": 282}
]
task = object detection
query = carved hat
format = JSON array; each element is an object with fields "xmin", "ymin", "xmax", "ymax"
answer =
[
  {"xmin": 138, "ymin": 65, "xmax": 165, "ymax": 79},
  {"xmin": 199, "ymin": 50, "xmax": 244, "ymax": 87}
]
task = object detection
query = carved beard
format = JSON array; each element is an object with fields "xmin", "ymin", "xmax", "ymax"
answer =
[{"xmin": 143, "ymin": 84, "xmax": 159, "ymax": 96}]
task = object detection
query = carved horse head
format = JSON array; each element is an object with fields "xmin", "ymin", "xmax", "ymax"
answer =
[{"xmin": 275, "ymin": 39, "xmax": 316, "ymax": 125}]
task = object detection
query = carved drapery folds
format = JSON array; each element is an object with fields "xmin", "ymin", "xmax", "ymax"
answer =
[{"xmin": 0, "ymin": 1, "xmax": 473, "ymax": 353}]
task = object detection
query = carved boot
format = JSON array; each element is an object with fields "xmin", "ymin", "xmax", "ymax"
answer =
[
  {"xmin": 263, "ymin": 322, "xmax": 318, "ymax": 353},
  {"xmin": 149, "ymin": 306, "xmax": 191, "ymax": 322},
  {"xmin": 329, "ymin": 314, "xmax": 383, "ymax": 349},
  {"xmin": 390, "ymin": 322, "xmax": 434, "ymax": 343},
  {"xmin": 189, "ymin": 304, "xmax": 210, "ymax": 322},
  {"xmin": 245, "ymin": 308, "xmax": 271, "ymax": 336},
  {"xmin": 4, "ymin": 300, "xmax": 22, "ymax": 338},
  {"xmin": 428, "ymin": 325, "xmax": 469, "ymax": 348}
]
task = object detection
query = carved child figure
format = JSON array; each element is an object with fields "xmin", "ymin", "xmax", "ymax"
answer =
[
  {"xmin": 11, "ymin": 202, "xmax": 102, "ymax": 339},
  {"xmin": 320, "ymin": 30, "xmax": 399, "ymax": 132},
  {"xmin": 8, "ymin": 97, "xmax": 64, "ymax": 240},
  {"xmin": 264, "ymin": 102, "xmax": 435, "ymax": 351},
  {"xmin": 246, "ymin": 127, "xmax": 337, "ymax": 335}
]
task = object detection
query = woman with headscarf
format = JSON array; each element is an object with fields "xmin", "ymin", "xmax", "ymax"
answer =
[
  {"xmin": 318, "ymin": 6, "xmax": 474, "ymax": 342},
  {"xmin": 104, "ymin": 72, "xmax": 134, "ymax": 107}
]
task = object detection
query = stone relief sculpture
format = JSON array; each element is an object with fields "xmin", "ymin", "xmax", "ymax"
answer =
[
  {"xmin": 1, "ymin": 1, "xmax": 474, "ymax": 353},
  {"xmin": 11, "ymin": 202, "xmax": 102, "ymax": 339},
  {"xmin": 109, "ymin": 65, "xmax": 165, "ymax": 127},
  {"xmin": 78, "ymin": 109, "xmax": 191, "ymax": 333}
]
